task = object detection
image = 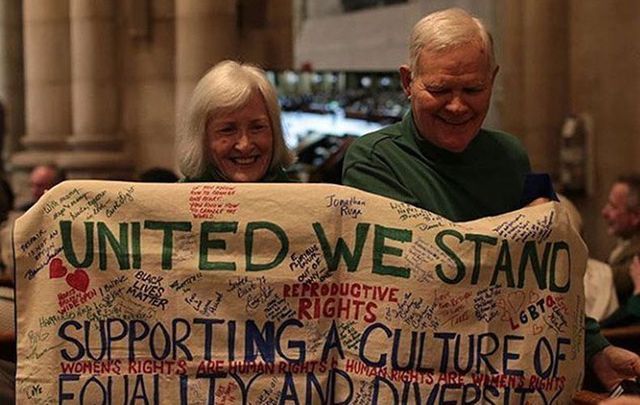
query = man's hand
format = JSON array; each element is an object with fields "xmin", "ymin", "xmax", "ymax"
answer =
[
  {"xmin": 599, "ymin": 397, "xmax": 640, "ymax": 404},
  {"xmin": 591, "ymin": 346, "xmax": 640, "ymax": 390},
  {"xmin": 526, "ymin": 197, "xmax": 550, "ymax": 207},
  {"xmin": 630, "ymin": 255, "xmax": 640, "ymax": 295}
]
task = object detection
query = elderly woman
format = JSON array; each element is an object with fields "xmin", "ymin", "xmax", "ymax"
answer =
[{"xmin": 177, "ymin": 60, "xmax": 294, "ymax": 182}]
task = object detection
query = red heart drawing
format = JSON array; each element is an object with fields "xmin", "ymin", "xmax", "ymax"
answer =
[
  {"xmin": 529, "ymin": 291, "xmax": 541, "ymax": 304},
  {"xmin": 49, "ymin": 258, "xmax": 67, "ymax": 279},
  {"xmin": 533, "ymin": 324, "xmax": 544, "ymax": 335},
  {"xmin": 66, "ymin": 269, "xmax": 89, "ymax": 292},
  {"xmin": 507, "ymin": 291, "xmax": 526, "ymax": 313}
]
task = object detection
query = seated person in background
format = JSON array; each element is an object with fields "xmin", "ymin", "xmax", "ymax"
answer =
[
  {"xmin": 0, "ymin": 359, "xmax": 14, "ymax": 404},
  {"xmin": 19, "ymin": 164, "xmax": 66, "ymax": 212},
  {"xmin": 600, "ymin": 255, "xmax": 640, "ymax": 328},
  {"xmin": 0, "ymin": 166, "xmax": 63, "ymax": 277},
  {"xmin": 0, "ymin": 275, "xmax": 14, "ymax": 360},
  {"xmin": 138, "ymin": 167, "xmax": 178, "ymax": 183},
  {"xmin": 0, "ymin": 178, "xmax": 13, "ymax": 225},
  {"xmin": 177, "ymin": 60, "xmax": 294, "ymax": 183},
  {"xmin": 0, "ymin": 178, "xmax": 13, "ymax": 278},
  {"xmin": 602, "ymin": 175, "xmax": 640, "ymax": 306},
  {"xmin": 343, "ymin": 7, "xmax": 640, "ymax": 391},
  {"xmin": 0, "ymin": 180, "xmax": 14, "ymax": 398},
  {"xmin": 559, "ymin": 194, "xmax": 620, "ymax": 321}
]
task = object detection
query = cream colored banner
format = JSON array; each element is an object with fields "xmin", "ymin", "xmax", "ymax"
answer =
[{"xmin": 14, "ymin": 181, "xmax": 586, "ymax": 404}]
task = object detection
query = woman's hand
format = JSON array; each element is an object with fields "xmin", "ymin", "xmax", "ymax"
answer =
[{"xmin": 526, "ymin": 197, "xmax": 550, "ymax": 207}]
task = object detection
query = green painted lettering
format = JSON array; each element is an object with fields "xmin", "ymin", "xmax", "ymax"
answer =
[
  {"xmin": 313, "ymin": 222, "xmax": 370, "ymax": 272},
  {"xmin": 549, "ymin": 241, "xmax": 571, "ymax": 292},
  {"xmin": 435, "ymin": 229, "xmax": 465, "ymax": 284},
  {"xmin": 60, "ymin": 221, "xmax": 94, "ymax": 268},
  {"xmin": 245, "ymin": 221, "xmax": 288, "ymax": 271},
  {"xmin": 372, "ymin": 224, "xmax": 411, "ymax": 278},
  {"xmin": 199, "ymin": 221, "xmax": 238, "ymax": 271},
  {"xmin": 97, "ymin": 222, "xmax": 130, "ymax": 270},
  {"xmin": 491, "ymin": 240, "xmax": 514, "ymax": 287},
  {"xmin": 465, "ymin": 233, "xmax": 498, "ymax": 284},
  {"xmin": 144, "ymin": 221, "xmax": 192, "ymax": 270},
  {"xmin": 132, "ymin": 222, "xmax": 141, "ymax": 269},
  {"xmin": 517, "ymin": 241, "xmax": 551, "ymax": 289}
]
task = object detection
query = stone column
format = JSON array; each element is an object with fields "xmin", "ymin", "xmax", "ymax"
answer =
[
  {"xmin": 501, "ymin": 0, "xmax": 570, "ymax": 174},
  {"xmin": 0, "ymin": 0, "xmax": 24, "ymax": 166},
  {"xmin": 175, "ymin": 0, "xmax": 238, "ymax": 120},
  {"xmin": 239, "ymin": 0, "xmax": 293, "ymax": 69},
  {"xmin": 58, "ymin": 0, "xmax": 131, "ymax": 179},
  {"xmin": 10, "ymin": 0, "xmax": 71, "ymax": 204},
  {"xmin": 12, "ymin": 0, "xmax": 71, "ymax": 169}
]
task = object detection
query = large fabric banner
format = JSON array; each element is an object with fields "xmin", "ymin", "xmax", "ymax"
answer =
[{"xmin": 14, "ymin": 181, "xmax": 586, "ymax": 404}]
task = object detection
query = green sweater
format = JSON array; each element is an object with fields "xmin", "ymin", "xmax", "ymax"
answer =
[
  {"xmin": 343, "ymin": 112, "xmax": 609, "ymax": 362},
  {"xmin": 600, "ymin": 294, "xmax": 640, "ymax": 328},
  {"xmin": 343, "ymin": 112, "xmax": 530, "ymax": 221}
]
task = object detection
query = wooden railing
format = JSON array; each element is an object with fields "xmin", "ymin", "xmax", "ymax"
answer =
[
  {"xmin": 573, "ymin": 390, "xmax": 609, "ymax": 404},
  {"xmin": 602, "ymin": 325, "xmax": 640, "ymax": 354}
]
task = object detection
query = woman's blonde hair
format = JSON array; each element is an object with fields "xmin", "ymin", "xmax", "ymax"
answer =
[{"xmin": 177, "ymin": 60, "xmax": 293, "ymax": 179}]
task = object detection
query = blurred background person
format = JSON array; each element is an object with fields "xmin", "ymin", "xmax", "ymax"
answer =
[
  {"xmin": 600, "ymin": 255, "xmax": 640, "ymax": 328},
  {"xmin": 0, "ymin": 177, "xmax": 15, "ymax": 399},
  {"xmin": 0, "ymin": 178, "xmax": 13, "ymax": 226},
  {"xmin": 560, "ymin": 194, "xmax": 620, "ymax": 322},
  {"xmin": 0, "ymin": 358, "xmax": 14, "ymax": 404},
  {"xmin": 0, "ymin": 178, "xmax": 15, "ymax": 276},
  {"xmin": 602, "ymin": 175, "xmax": 640, "ymax": 307},
  {"xmin": 0, "ymin": 165, "xmax": 64, "ymax": 280},
  {"xmin": 18, "ymin": 164, "xmax": 66, "ymax": 212},
  {"xmin": 137, "ymin": 167, "xmax": 178, "ymax": 183},
  {"xmin": 177, "ymin": 60, "xmax": 294, "ymax": 183}
]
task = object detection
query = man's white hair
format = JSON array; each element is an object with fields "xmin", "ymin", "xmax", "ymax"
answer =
[{"xmin": 408, "ymin": 8, "xmax": 495, "ymax": 74}]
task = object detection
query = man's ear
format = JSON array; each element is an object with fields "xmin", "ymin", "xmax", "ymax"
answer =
[
  {"xmin": 630, "ymin": 209, "xmax": 640, "ymax": 229},
  {"xmin": 399, "ymin": 65, "xmax": 412, "ymax": 98},
  {"xmin": 491, "ymin": 65, "xmax": 500, "ymax": 83}
]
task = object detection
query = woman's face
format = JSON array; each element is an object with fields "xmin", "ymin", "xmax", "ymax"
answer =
[{"xmin": 207, "ymin": 92, "xmax": 274, "ymax": 182}]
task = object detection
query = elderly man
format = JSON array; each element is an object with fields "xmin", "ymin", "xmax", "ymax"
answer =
[
  {"xmin": 602, "ymin": 175, "xmax": 640, "ymax": 305},
  {"xmin": 343, "ymin": 7, "xmax": 640, "ymax": 392}
]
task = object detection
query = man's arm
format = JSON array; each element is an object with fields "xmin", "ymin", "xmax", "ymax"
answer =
[
  {"xmin": 591, "ymin": 345, "xmax": 640, "ymax": 391},
  {"xmin": 600, "ymin": 256, "xmax": 640, "ymax": 328},
  {"xmin": 588, "ymin": 257, "xmax": 640, "ymax": 389},
  {"xmin": 586, "ymin": 317, "xmax": 612, "ymax": 361}
]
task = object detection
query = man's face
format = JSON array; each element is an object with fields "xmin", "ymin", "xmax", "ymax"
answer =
[
  {"xmin": 400, "ymin": 41, "xmax": 497, "ymax": 152},
  {"xmin": 602, "ymin": 182, "xmax": 640, "ymax": 238},
  {"xmin": 30, "ymin": 166, "xmax": 58, "ymax": 201}
]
